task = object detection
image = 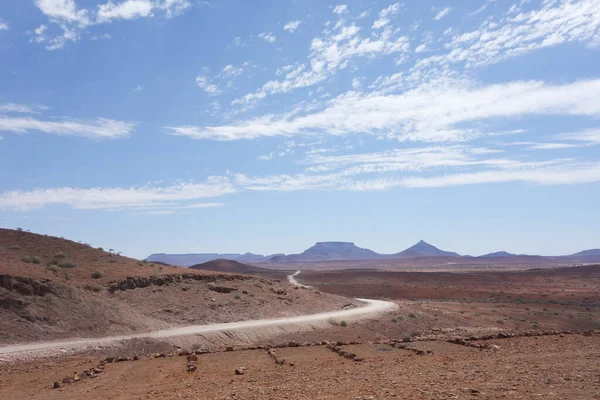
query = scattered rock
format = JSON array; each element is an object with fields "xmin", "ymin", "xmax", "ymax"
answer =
[
  {"xmin": 52, "ymin": 382, "xmax": 60, "ymax": 389},
  {"xmin": 235, "ymin": 367, "xmax": 246, "ymax": 375}
]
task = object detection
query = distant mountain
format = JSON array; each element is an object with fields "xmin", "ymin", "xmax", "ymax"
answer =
[
  {"xmin": 479, "ymin": 251, "xmax": 518, "ymax": 258},
  {"xmin": 569, "ymin": 249, "xmax": 600, "ymax": 257},
  {"xmin": 146, "ymin": 253, "xmax": 270, "ymax": 266},
  {"xmin": 148, "ymin": 243, "xmax": 600, "ymax": 266},
  {"xmin": 270, "ymin": 242, "xmax": 381, "ymax": 262},
  {"xmin": 189, "ymin": 259, "xmax": 275, "ymax": 275},
  {"xmin": 394, "ymin": 240, "xmax": 460, "ymax": 257},
  {"xmin": 236, "ymin": 252, "xmax": 269, "ymax": 262}
]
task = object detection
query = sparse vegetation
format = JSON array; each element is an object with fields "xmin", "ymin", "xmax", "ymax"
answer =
[
  {"xmin": 58, "ymin": 260, "xmax": 77, "ymax": 269},
  {"xmin": 408, "ymin": 312, "xmax": 417, "ymax": 318},
  {"xmin": 46, "ymin": 265, "xmax": 58, "ymax": 273},
  {"xmin": 9, "ymin": 245, "xmax": 22, "ymax": 250},
  {"xmin": 340, "ymin": 320, "xmax": 348, "ymax": 327},
  {"xmin": 234, "ymin": 295, "xmax": 241, "ymax": 300},
  {"xmin": 327, "ymin": 318, "xmax": 340, "ymax": 326},
  {"xmin": 91, "ymin": 271, "xmax": 104, "ymax": 279},
  {"xmin": 21, "ymin": 255, "xmax": 41, "ymax": 264}
]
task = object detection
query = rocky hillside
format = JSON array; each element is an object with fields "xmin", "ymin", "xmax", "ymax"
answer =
[{"xmin": 0, "ymin": 229, "xmax": 359, "ymax": 344}]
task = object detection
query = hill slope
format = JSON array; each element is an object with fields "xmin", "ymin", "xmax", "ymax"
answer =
[
  {"xmin": 190, "ymin": 259, "xmax": 282, "ymax": 276},
  {"xmin": 0, "ymin": 229, "xmax": 358, "ymax": 344}
]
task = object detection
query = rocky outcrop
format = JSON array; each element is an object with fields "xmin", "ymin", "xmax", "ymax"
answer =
[
  {"xmin": 0, "ymin": 274, "xmax": 54, "ymax": 297},
  {"xmin": 107, "ymin": 273, "xmax": 269, "ymax": 293}
]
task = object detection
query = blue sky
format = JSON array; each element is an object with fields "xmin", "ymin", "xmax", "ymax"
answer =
[{"xmin": 0, "ymin": 0, "xmax": 599, "ymax": 258}]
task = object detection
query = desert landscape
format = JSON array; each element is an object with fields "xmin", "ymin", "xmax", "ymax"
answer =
[{"xmin": 1, "ymin": 228, "xmax": 599, "ymax": 399}]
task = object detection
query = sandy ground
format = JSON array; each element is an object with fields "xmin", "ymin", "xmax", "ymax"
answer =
[{"xmin": 0, "ymin": 334, "xmax": 598, "ymax": 399}]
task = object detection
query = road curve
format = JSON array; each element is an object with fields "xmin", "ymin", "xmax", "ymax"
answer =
[
  {"xmin": 287, "ymin": 270, "xmax": 312, "ymax": 288},
  {"xmin": 0, "ymin": 298, "xmax": 396, "ymax": 356}
]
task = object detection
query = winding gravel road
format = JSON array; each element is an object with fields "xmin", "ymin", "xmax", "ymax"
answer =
[
  {"xmin": 287, "ymin": 270, "xmax": 312, "ymax": 288},
  {"xmin": 0, "ymin": 298, "xmax": 396, "ymax": 356}
]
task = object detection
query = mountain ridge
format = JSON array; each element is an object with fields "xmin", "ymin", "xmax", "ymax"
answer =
[{"xmin": 146, "ymin": 242, "xmax": 600, "ymax": 265}]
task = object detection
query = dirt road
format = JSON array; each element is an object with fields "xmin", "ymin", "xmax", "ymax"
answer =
[{"xmin": 0, "ymin": 298, "xmax": 396, "ymax": 357}]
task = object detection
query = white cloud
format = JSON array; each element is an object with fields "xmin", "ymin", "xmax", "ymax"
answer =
[
  {"xmin": 90, "ymin": 33, "xmax": 112, "ymax": 40},
  {"xmin": 423, "ymin": 0, "xmax": 600, "ymax": 69},
  {"xmin": 351, "ymin": 77, "xmax": 363, "ymax": 89},
  {"xmin": 195, "ymin": 76, "xmax": 219, "ymax": 95},
  {"xmin": 333, "ymin": 5, "xmax": 348, "ymax": 14},
  {"xmin": 0, "ymin": 103, "xmax": 49, "ymax": 114},
  {"xmin": 32, "ymin": 0, "xmax": 192, "ymax": 50},
  {"xmin": 258, "ymin": 152, "xmax": 274, "ymax": 161},
  {"xmin": 220, "ymin": 63, "xmax": 247, "ymax": 79},
  {"xmin": 169, "ymin": 78, "xmax": 600, "ymax": 142},
  {"xmin": 233, "ymin": 158, "xmax": 600, "ymax": 192},
  {"xmin": 234, "ymin": 19, "xmax": 409, "ymax": 106},
  {"xmin": 283, "ymin": 20, "xmax": 301, "ymax": 33},
  {"xmin": 97, "ymin": 0, "xmax": 155, "ymax": 22},
  {"xmin": 372, "ymin": 3, "xmax": 401, "ymax": 29},
  {"xmin": 128, "ymin": 85, "xmax": 144, "ymax": 94},
  {"xmin": 400, "ymin": 162, "xmax": 600, "ymax": 188},
  {"xmin": 0, "ymin": 116, "xmax": 136, "ymax": 139},
  {"xmin": 0, "ymin": 20, "xmax": 8, "ymax": 31},
  {"xmin": 557, "ymin": 128, "xmax": 600, "ymax": 144},
  {"xmin": 258, "ymin": 32, "xmax": 276, "ymax": 43},
  {"xmin": 0, "ymin": 178, "xmax": 235, "ymax": 211},
  {"xmin": 433, "ymin": 7, "xmax": 452, "ymax": 20}
]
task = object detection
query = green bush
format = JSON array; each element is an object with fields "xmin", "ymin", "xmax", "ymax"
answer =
[
  {"xmin": 59, "ymin": 261, "xmax": 77, "ymax": 269},
  {"xmin": 54, "ymin": 252, "xmax": 66, "ymax": 259},
  {"xmin": 47, "ymin": 265, "xmax": 58, "ymax": 273},
  {"xmin": 408, "ymin": 313, "xmax": 417, "ymax": 319},
  {"xmin": 234, "ymin": 294, "xmax": 241, "ymax": 300},
  {"xmin": 340, "ymin": 320, "xmax": 348, "ymax": 327},
  {"xmin": 327, "ymin": 318, "xmax": 340, "ymax": 326},
  {"xmin": 9, "ymin": 245, "xmax": 22, "ymax": 250},
  {"xmin": 21, "ymin": 256, "xmax": 33, "ymax": 263},
  {"xmin": 30, "ymin": 256, "xmax": 42, "ymax": 264},
  {"xmin": 91, "ymin": 271, "xmax": 104, "ymax": 279}
]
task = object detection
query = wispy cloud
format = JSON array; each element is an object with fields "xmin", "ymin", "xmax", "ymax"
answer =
[
  {"xmin": 31, "ymin": 0, "xmax": 192, "ymax": 50},
  {"xmin": 283, "ymin": 20, "xmax": 301, "ymax": 33},
  {"xmin": 0, "ymin": 178, "xmax": 234, "ymax": 211},
  {"xmin": 0, "ymin": 19, "xmax": 8, "ymax": 31},
  {"xmin": 128, "ymin": 85, "xmax": 144, "ymax": 94},
  {"xmin": 0, "ymin": 103, "xmax": 49, "ymax": 114},
  {"xmin": 433, "ymin": 7, "xmax": 452, "ymax": 20},
  {"xmin": 0, "ymin": 116, "xmax": 136, "ymax": 139},
  {"xmin": 168, "ymin": 79, "xmax": 600, "ymax": 142},
  {"xmin": 195, "ymin": 76, "xmax": 219, "ymax": 95},
  {"xmin": 373, "ymin": 3, "xmax": 401, "ymax": 29},
  {"xmin": 332, "ymin": 5, "xmax": 348, "ymax": 14},
  {"xmin": 233, "ymin": 17, "xmax": 409, "ymax": 106},
  {"xmin": 258, "ymin": 32, "xmax": 276, "ymax": 43}
]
